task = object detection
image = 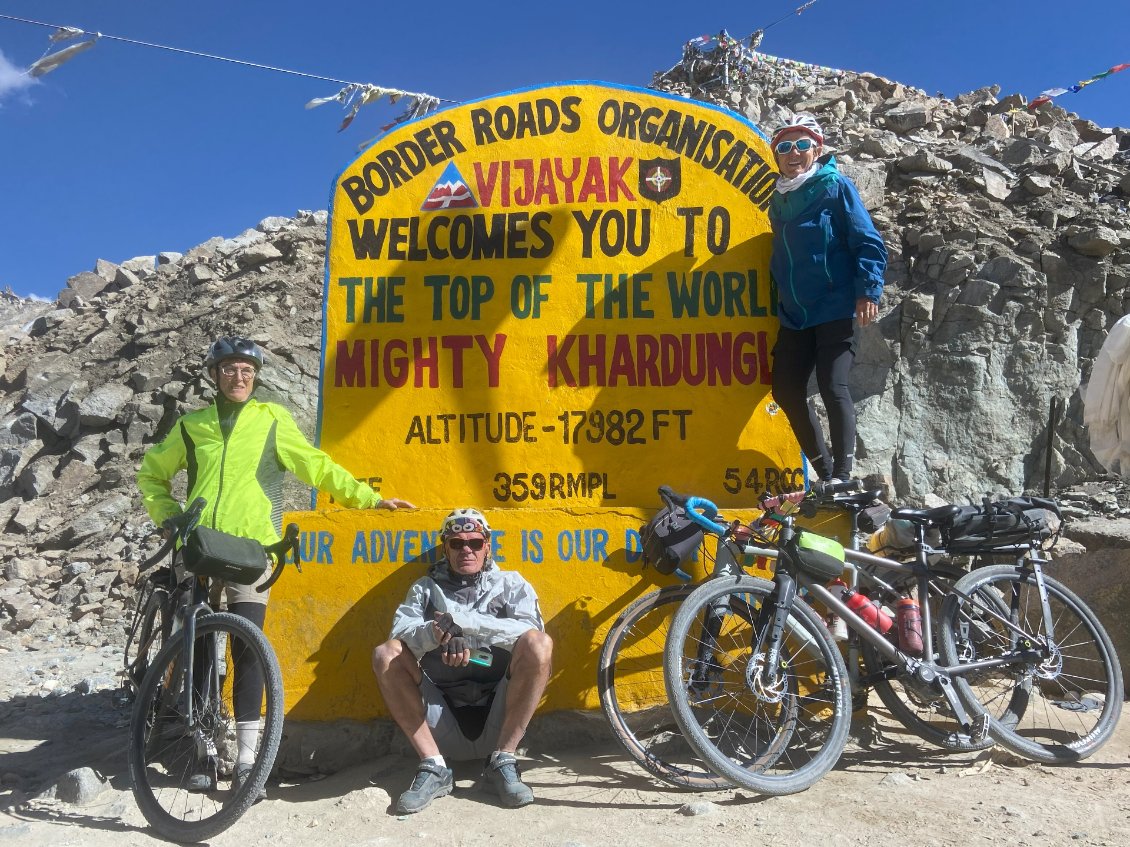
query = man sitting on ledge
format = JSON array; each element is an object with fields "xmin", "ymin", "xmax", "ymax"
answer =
[{"xmin": 372, "ymin": 508, "xmax": 553, "ymax": 814}]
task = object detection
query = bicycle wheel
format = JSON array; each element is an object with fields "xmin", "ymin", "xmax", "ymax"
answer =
[
  {"xmin": 939, "ymin": 564, "xmax": 1123, "ymax": 763},
  {"xmin": 664, "ymin": 575, "xmax": 851, "ymax": 795},
  {"xmin": 598, "ymin": 585, "xmax": 730, "ymax": 790},
  {"xmin": 128, "ymin": 612, "xmax": 284, "ymax": 843},
  {"xmin": 859, "ymin": 562, "xmax": 996, "ymax": 751},
  {"xmin": 125, "ymin": 584, "xmax": 176, "ymax": 691}
]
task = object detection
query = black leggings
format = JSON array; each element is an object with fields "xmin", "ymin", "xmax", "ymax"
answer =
[
  {"xmin": 229, "ymin": 602, "xmax": 267, "ymax": 724},
  {"xmin": 771, "ymin": 319, "xmax": 856, "ymax": 480}
]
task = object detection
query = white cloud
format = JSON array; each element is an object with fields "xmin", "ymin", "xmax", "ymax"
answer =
[{"xmin": 0, "ymin": 49, "xmax": 36, "ymax": 102}]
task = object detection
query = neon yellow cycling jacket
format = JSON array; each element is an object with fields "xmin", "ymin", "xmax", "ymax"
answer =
[{"xmin": 137, "ymin": 398, "xmax": 379, "ymax": 544}]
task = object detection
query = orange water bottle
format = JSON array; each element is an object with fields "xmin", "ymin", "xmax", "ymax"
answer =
[{"xmin": 896, "ymin": 597, "xmax": 924, "ymax": 656}]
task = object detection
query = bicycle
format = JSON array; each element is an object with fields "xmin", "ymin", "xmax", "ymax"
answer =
[
  {"xmin": 938, "ymin": 540, "xmax": 1123, "ymax": 763},
  {"xmin": 598, "ymin": 483, "xmax": 986, "ymax": 790},
  {"xmin": 126, "ymin": 497, "xmax": 301, "ymax": 843},
  {"xmin": 661, "ymin": 488, "xmax": 1121, "ymax": 795}
]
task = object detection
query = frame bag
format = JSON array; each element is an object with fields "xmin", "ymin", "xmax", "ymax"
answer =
[{"xmin": 182, "ymin": 526, "xmax": 268, "ymax": 585}]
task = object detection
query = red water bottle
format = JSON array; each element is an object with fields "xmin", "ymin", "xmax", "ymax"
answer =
[
  {"xmin": 896, "ymin": 597, "xmax": 924, "ymax": 656},
  {"xmin": 842, "ymin": 588, "xmax": 894, "ymax": 635}
]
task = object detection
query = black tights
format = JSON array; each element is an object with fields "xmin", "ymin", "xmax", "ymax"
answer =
[
  {"xmin": 771, "ymin": 319, "xmax": 856, "ymax": 480},
  {"xmin": 228, "ymin": 602, "xmax": 266, "ymax": 724}
]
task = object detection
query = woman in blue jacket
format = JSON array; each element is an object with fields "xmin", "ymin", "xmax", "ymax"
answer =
[{"xmin": 768, "ymin": 113, "xmax": 887, "ymax": 485}]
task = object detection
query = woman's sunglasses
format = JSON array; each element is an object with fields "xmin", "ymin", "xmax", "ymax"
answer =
[
  {"xmin": 448, "ymin": 538, "xmax": 486, "ymax": 551},
  {"xmin": 774, "ymin": 138, "xmax": 816, "ymax": 155}
]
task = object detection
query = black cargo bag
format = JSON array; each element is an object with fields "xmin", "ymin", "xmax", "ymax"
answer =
[
  {"xmin": 640, "ymin": 503, "xmax": 704, "ymax": 575},
  {"xmin": 941, "ymin": 496, "xmax": 1061, "ymax": 553},
  {"xmin": 182, "ymin": 525, "xmax": 269, "ymax": 585}
]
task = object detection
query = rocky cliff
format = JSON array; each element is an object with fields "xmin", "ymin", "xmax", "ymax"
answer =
[{"xmin": 2, "ymin": 53, "xmax": 1129, "ymax": 654}]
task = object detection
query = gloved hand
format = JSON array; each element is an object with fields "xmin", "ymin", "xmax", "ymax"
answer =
[
  {"xmin": 441, "ymin": 636, "xmax": 469, "ymax": 662},
  {"xmin": 433, "ymin": 611, "xmax": 463, "ymax": 637}
]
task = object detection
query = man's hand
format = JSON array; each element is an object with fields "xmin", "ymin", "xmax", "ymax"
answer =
[
  {"xmin": 378, "ymin": 498, "xmax": 416, "ymax": 510},
  {"xmin": 432, "ymin": 612, "xmax": 470, "ymax": 666},
  {"xmin": 856, "ymin": 298, "xmax": 878, "ymax": 327}
]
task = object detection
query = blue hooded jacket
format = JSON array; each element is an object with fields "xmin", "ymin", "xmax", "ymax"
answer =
[{"xmin": 768, "ymin": 157, "xmax": 887, "ymax": 330}]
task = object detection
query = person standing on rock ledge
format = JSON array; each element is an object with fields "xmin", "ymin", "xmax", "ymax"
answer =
[
  {"xmin": 137, "ymin": 336, "xmax": 414, "ymax": 796},
  {"xmin": 371, "ymin": 507, "xmax": 553, "ymax": 814},
  {"xmin": 767, "ymin": 113, "xmax": 888, "ymax": 486}
]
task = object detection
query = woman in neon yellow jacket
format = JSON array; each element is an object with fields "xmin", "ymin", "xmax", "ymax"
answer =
[{"xmin": 137, "ymin": 336, "xmax": 414, "ymax": 795}]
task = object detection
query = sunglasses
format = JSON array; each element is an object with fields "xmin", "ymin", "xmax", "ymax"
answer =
[
  {"xmin": 447, "ymin": 538, "xmax": 485, "ymax": 551},
  {"xmin": 774, "ymin": 138, "xmax": 817, "ymax": 155}
]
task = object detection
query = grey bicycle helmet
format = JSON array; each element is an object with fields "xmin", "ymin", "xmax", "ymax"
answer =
[
  {"xmin": 204, "ymin": 337, "xmax": 265, "ymax": 371},
  {"xmin": 440, "ymin": 508, "xmax": 492, "ymax": 539}
]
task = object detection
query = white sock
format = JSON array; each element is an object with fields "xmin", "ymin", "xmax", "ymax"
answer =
[
  {"xmin": 423, "ymin": 754, "xmax": 446, "ymax": 769},
  {"xmin": 490, "ymin": 750, "xmax": 513, "ymax": 764},
  {"xmin": 236, "ymin": 721, "xmax": 260, "ymax": 767}
]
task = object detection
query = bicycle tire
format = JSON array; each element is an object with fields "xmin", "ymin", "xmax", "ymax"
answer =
[
  {"xmin": 859, "ymin": 562, "xmax": 997, "ymax": 751},
  {"xmin": 938, "ymin": 565, "xmax": 1123, "ymax": 763},
  {"xmin": 598, "ymin": 585, "xmax": 731, "ymax": 790},
  {"xmin": 664, "ymin": 575, "xmax": 851, "ymax": 795},
  {"xmin": 126, "ymin": 587, "xmax": 175, "ymax": 691},
  {"xmin": 128, "ymin": 612, "xmax": 284, "ymax": 843}
]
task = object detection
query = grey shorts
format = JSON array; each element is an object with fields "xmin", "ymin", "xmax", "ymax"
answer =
[{"xmin": 420, "ymin": 674, "xmax": 509, "ymax": 762}]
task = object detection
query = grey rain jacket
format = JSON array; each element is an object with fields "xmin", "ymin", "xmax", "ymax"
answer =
[{"xmin": 390, "ymin": 555, "xmax": 544, "ymax": 660}]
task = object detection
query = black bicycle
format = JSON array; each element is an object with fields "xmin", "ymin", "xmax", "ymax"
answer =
[{"xmin": 125, "ymin": 497, "xmax": 300, "ymax": 842}]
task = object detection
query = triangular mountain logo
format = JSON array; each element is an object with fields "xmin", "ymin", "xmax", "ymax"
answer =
[{"xmin": 421, "ymin": 162, "xmax": 479, "ymax": 211}]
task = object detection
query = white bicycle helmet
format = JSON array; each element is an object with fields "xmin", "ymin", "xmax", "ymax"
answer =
[
  {"xmin": 770, "ymin": 112, "xmax": 825, "ymax": 149},
  {"xmin": 440, "ymin": 508, "xmax": 492, "ymax": 539},
  {"xmin": 204, "ymin": 337, "xmax": 265, "ymax": 371}
]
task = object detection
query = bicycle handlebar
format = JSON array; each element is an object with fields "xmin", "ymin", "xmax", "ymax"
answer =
[
  {"xmin": 139, "ymin": 497, "xmax": 208, "ymax": 573},
  {"xmin": 257, "ymin": 523, "xmax": 302, "ymax": 593},
  {"xmin": 684, "ymin": 496, "xmax": 727, "ymax": 534}
]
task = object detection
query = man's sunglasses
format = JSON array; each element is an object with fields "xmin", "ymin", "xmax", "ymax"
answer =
[
  {"xmin": 774, "ymin": 138, "xmax": 816, "ymax": 155},
  {"xmin": 448, "ymin": 538, "xmax": 486, "ymax": 551}
]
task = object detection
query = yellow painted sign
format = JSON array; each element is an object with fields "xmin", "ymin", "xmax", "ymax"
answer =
[
  {"xmin": 271, "ymin": 507, "xmax": 771, "ymax": 720},
  {"xmin": 316, "ymin": 81, "xmax": 801, "ymax": 509},
  {"xmin": 269, "ymin": 82, "xmax": 810, "ymax": 721}
]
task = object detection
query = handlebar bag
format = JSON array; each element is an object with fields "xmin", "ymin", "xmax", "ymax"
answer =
[
  {"xmin": 640, "ymin": 505, "xmax": 704, "ymax": 575},
  {"xmin": 183, "ymin": 526, "xmax": 268, "ymax": 585}
]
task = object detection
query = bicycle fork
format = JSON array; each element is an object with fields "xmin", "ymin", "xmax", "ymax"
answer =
[{"xmin": 180, "ymin": 602, "xmax": 223, "ymax": 770}]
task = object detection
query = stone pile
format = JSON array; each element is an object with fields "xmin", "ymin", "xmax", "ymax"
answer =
[
  {"xmin": 2, "ymin": 52, "xmax": 1130, "ymax": 655},
  {"xmin": 0, "ymin": 212, "xmax": 328, "ymax": 655}
]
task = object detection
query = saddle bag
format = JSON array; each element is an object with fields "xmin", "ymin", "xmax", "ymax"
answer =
[
  {"xmin": 639, "ymin": 503, "xmax": 704, "ymax": 575},
  {"xmin": 941, "ymin": 496, "xmax": 1061, "ymax": 553},
  {"xmin": 182, "ymin": 525, "xmax": 269, "ymax": 585}
]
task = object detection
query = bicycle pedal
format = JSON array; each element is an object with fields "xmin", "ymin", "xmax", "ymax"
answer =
[{"xmin": 970, "ymin": 713, "xmax": 990, "ymax": 744}]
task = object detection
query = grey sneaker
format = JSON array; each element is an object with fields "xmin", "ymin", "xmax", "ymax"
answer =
[
  {"xmin": 396, "ymin": 762, "xmax": 453, "ymax": 815},
  {"xmin": 482, "ymin": 753, "xmax": 534, "ymax": 808}
]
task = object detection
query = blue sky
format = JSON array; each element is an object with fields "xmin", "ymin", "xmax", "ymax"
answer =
[{"xmin": 1, "ymin": 1, "xmax": 1127, "ymax": 300}]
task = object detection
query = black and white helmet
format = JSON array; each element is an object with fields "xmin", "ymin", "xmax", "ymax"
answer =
[
  {"xmin": 204, "ymin": 337, "xmax": 265, "ymax": 372},
  {"xmin": 440, "ymin": 508, "xmax": 492, "ymax": 539}
]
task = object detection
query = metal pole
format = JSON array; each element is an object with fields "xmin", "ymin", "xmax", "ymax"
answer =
[{"xmin": 1044, "ymin": 397, "xmax": 1060, "ymax": 497}]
